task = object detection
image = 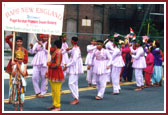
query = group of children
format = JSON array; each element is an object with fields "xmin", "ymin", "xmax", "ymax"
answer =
[{"xmin": 4, "ymin": 33, "xmax": 163, "ymax": 111}]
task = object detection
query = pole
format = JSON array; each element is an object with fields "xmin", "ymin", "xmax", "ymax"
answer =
[
  {"xmin": 12, "ymin": 32, "xmax": 16, "ymax": 62},
  {"xmin": 147, "ymin": 23, "xmax": 150, "ymax": 35},
  {"xmin": 10, "ymin": 32, "xmax": 16, "ymax": 89},
  {"xmin": 47, "ymin": 34, "xmax": 51, "ymax": 62},
  {"xmin": 46, "ymin": 34, "xmax": 51, "ymax": 90},
  {"xmin": 137, "ymin": 4, "xmax": 152, "ymax": 37}
]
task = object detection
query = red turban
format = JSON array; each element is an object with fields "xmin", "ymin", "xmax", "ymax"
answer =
[{"xmin": 40, "ymin": 34, "xmax": 48, "ymax": 38}]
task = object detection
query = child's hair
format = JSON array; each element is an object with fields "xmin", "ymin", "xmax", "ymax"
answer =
[
  {"xmin": 147, "ymin": 39, "xmax": 153, "ymax": 43},
  {"xmin": 136, "ymin": 40, "xmax": 143, "ymax": 46},
  {"xmin": 16, "ymin": 36, "xmax": 23, "ymax": 41},
  {"xmin": 155, "ymin": 42, "xmax": 160, "ymax": 48},
  {"xmin": 72, "ymin": 37, "xmax": 78, "ymax": 42},
  {"xmin": 54, "ymin": 39, "xmax": 62, "ymax": 48},
  {"xmin": 96, "ymin": 40, "xmax": 103, "ymax": 44},
  {"xmin": 145, "ymin": 46, "xmax": 152, "ymax": 52}
]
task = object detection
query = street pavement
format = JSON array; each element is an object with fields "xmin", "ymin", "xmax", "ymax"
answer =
[
  {"xmin": 3, "ymin": 52, "xmax": 165, "ymax": 112},
  {"xmin": 3, "ymin": 73, "xmax": 164, "ymax": 112}
]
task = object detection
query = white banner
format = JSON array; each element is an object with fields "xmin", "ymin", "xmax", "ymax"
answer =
[{"xmin": 3, "ymin": 3, "xmax": 64, "ymax": 35}]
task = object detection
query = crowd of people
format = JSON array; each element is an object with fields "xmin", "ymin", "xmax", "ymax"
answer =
[{"xmin": 4, "ymin": 32, "xmax": 164, "ymax": 111}]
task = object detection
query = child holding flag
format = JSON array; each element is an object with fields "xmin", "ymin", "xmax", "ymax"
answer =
[
  {"xmin": 85, "ymin": 37, "xmax": 97, "ymax": 88},
  {"xmin": 5, "ymin": 34, "xmax": 28, "ymax": 104}
]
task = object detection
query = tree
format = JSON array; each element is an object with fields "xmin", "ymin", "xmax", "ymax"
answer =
[{"xmin": 141, "ymin": 18, "xmax": 160, "ymax": 37}]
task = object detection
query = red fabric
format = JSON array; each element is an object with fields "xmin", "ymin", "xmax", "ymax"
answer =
[
  {"xmin": 48, "ymin": 50, "xmax": 64, "ymax": 82},
  {"xmin": 5, "ymin": 34, "xmax": 13, "ymax": 49},
  {"xmin": 72, "ymin": 41, "xmax": 78, "ymax": 45},
  {"xmin": 144, "ymin": 52, "xmax": 154, "ymax": 74},
  {"xmin": 121, "ymin": 47, "xmax": 130, "ymax": 64},
  {"xmin": 50, "ymin": 48, "xmax": 55, "ymax": 52},
  {"xmin": 160, "ymin": 50, "xmax": 164, "ymax": 61},
  {"xmin": 144, "ymin": 72, "xmax": 151, "ymax": 86},
  {"xmin": 48, "ymin": 66, "xmax": 64, "ymax": 82},
  {"xmin": 40, "ymin": 34, "xmax": 48, "ymax": 38}
]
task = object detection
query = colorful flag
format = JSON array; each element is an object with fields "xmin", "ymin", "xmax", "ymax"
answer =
[
  {"xmin": 132, "ymin": 34, "xmax": 136, "ymax": 40},
  {"xmin": 129, "ymin": 27, "xmax": 134, "ymax": 38},
  {"xmin": 125, "ymin": 34, "xmax": 130, "ymax": 39},
  {"xmin": 142, "ymin": 35, "xmax": 149, "ymax": 43},
  {"xmin": 114, "ymin": 33, "xmax": 120, "ymax": 37}
]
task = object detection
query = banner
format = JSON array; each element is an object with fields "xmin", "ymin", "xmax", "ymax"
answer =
[{"xmin": 3, "ymin": 3, "xmax": 64, "ymax": 35}]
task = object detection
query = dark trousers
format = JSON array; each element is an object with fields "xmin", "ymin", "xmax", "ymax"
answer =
[{"xmin": 122, "ymin": 63, "xmax": 133, "ymax": 82}]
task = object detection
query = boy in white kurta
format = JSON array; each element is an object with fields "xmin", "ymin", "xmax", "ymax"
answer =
[
  {"xmin": 29, "ymin": 34, "xmax": 48, "ymax": 98},
  {"xmin": 60, "ymin": 34, "xmax": 69, "ymax": 94},
  {"xmin": 131, "ymin": 40, "xmax": 146, "ymax": 91},
  {"xmin": 89, "ymin": 40, "xmax": 112, "ymax": 100},
  {"xmin": 61, "ymin": 34, "xmax": 69, "ymax": 78},
  {"xmin": 111, "ymin": 40, "xmax": 125, "ymax": 95},
  {"xmin": 64, "ymin": 37, "xmax": 83, "ymax": 104},
  {"xmin": 85, "ymin": 37, "xmax": 97, "ymax": 87},
  {"xmin": 105, "ymin": 35, "xmax": 114, "ymax": 84}
]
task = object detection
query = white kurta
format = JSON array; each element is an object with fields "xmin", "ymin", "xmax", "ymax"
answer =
[
  {"xmin": 85, "ymin": 45, "xmax": 97, "ymax": 65},
  {"xmin": 66, "ymin": 46, "xmax": 83, "ymax": 74},
  {"xmin": 90, "ymin": 48, "xmax": 112, "ymax": 75},
  {"xmin": 29, "ymin": 42, "xmax": 48, "ymax": 67},
  {"xmin": 61, "ymin": 42, "xmax": 69, "ymax": 78},
  {"xmin": 61, "ymin": 42, "xmax": 69, "ymax": 66},
  {"xmin": 111, "ymin": 47, "xmax": 125, "ymax": 93},
  {"xmin": 111, "ymin": 47, "xmax": 125, "ymax": 67},
  {"xmin": 105, "ymin": 41, "xmax": 114, "ymax": 55},
  {"xmin": 131, "ymin": 47, "xmax": 146, "ymax": 69},
  {"xmin": 85, "ymin": 45, "xmax": 97, "ymax": 85}
]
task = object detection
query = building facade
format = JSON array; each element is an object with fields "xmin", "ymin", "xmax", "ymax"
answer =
[{"xmin": 4, "ymin": 4, "xmax": 164, "ymax": 56}]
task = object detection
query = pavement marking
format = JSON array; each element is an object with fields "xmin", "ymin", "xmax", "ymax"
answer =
[{"xmin": 4, "ymin": 81, "xmax": 136, "ymax": 102}]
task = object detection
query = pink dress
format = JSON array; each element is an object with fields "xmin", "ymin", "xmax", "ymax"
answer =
[{"xmin": 144, "ymin": 52, "xmax": 154, "ymax": 74}]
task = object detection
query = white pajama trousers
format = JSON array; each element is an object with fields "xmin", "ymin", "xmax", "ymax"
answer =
[
  {"xmin": 96, "ymin": 74, "xmax": 107, "ymax": 98},
  {"xmin": 87, "ymin": 69, "xmax": 96, "ymax": 85},
  {"xmin": 107, "ymin": 73, "xmax": 111, "ymax": 83},
  {"xmin": 107, "ymin": 65, "xmax": 113, "ymax": 83},
  {"xmin": 135, "ymin": 68, "xmax": 144, "ymax": 87},
  {"xmin": 111, "ymin": 66, "xmax": 121, "ymax": 93},
  {"xmin": 62, "ymin": 66, "xmax": 67, "ymax": 79},
  {"xmin": 68, "ymin": 74, "xmax": 79, "ymax": 100},
  {"xmin": 32, "ymin": 65, "xmax": 47, "ymax": 95}
]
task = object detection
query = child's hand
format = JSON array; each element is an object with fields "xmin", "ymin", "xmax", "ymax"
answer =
[
  {"xmin": 63, "ymin": 67, "xmax": 67, "ymax": 71},
  {"xmin": 87, "ymin": 65, "xmax": 91, "ymax": 70},
  {"xmin": 106, "ymin": 66, "xmax": 110, "ymax": 69},
  {"xmin": 29, "ymin": 43, "xmax": 33, "ymax": 49},
  {"xmin": 47, "ymin": 62, "xmax": 51, "ymax": 66}
]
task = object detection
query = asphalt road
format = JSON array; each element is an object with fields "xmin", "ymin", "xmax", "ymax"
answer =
[{"xmin": 3, "ymin": 73, "xmax": 164, "ymax": 112}]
